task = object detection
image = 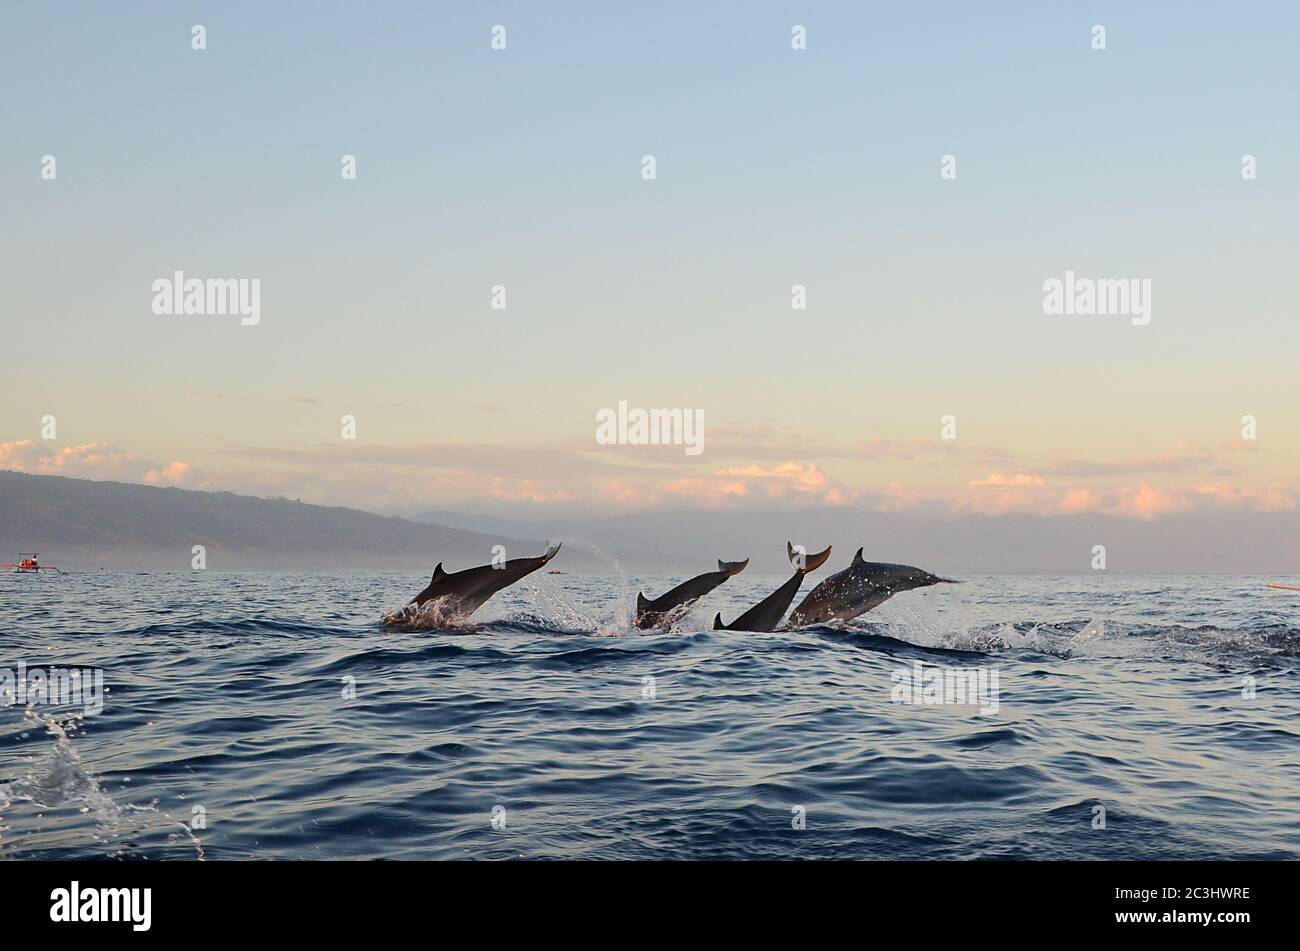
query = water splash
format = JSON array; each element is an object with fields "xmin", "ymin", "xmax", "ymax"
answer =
[
  {"xmin": 380, "ymin": 595, "xmax": 481, "ymax": 631},
  {"xmin": 527, "ymin": 540, "xmax": 641, "ymax": 636},
  {"xmin": 0, "ymin": 710, "xmax": 204, "ymax": 860}
]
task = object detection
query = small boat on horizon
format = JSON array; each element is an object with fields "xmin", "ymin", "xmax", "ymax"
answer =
[{"xmin": 1, "ymin": 552, "xmax": 61, "ymax": 573}]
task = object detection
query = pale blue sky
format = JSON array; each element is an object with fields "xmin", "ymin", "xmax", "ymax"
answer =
[{"xmin": 2, "ymin": 2, "xmax": 1297, "ymax": 516}]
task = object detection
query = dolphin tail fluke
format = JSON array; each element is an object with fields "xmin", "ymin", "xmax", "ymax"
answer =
[
  {"xmin": 718, "ymin": 558, "xmax": 749, "ymax": 577},
  {"xmin": 788, "ymin": 542, "xmax": 833, "ymax": 574},
  {"xmin": 713, "ymin": 612, "xmax": 727, "ymax": 630}
]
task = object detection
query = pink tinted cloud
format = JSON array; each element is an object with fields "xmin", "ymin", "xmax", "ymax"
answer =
[
  {"xmin": 881, "ymin": 471, "xmax": 1295, "ymax": 520},
  {"xmin": 713, "ymin": 462, "xmax": 830, "ymax": 494},
  {"xmin": 967, "ymin": 471, "xmax": 1046, "ymax": 488},
  {"xmin": 144, "ymin": 460, "xmax": 196, "ymax": 485},
  {"xmin": 582, "ymin": 462, "xmax": 856, "ymax": 511},
  {"xmin": 1, "ymin": 440, "xmax": 201, "ymax": 487}
]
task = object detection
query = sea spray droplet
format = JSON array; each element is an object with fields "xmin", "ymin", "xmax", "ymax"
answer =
[{"xmin": 1075, "ymin": 618, "xmax": 1106, "ymax": 643}]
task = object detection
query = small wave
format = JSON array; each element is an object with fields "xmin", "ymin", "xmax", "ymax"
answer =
[
  {"xmin": 311, "ymin": 643, "xmax": 505, "ymax": 675},
  {"xmin": 951, "ymin": 727, "xmax": 1024, "ymax": 749},
  {"xmin": 526, "ymin": 637, "xmax": 703, "ymax": 670},
  {"xmin": 117, "ymin": 616, "xmax": 349, "ymax": 640}
]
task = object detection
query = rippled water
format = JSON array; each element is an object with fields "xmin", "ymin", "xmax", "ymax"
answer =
[{"xmin": 2, "ymin": 570, "xmax": 1298, "ymax": 859}]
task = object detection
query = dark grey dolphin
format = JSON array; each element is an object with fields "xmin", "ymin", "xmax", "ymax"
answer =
[
  {"xmin": 713, "ymin": 542, "xmax": 833, "ymax": 632},
  {"xmin": 388, "ymin": 543, "xmax": 561, "ymax": 623},
  {"xmin": 786, "ymin": 547, "xmax": 958, "ymax": 627},
  {"xmin": 635, "ymin": 557, "xmax": 749, "ymax": 629}
]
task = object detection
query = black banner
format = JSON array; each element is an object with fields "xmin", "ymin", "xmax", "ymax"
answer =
[{"xmin": 0, "ymin": 860, "xmax": 1282, "ymax": 938}]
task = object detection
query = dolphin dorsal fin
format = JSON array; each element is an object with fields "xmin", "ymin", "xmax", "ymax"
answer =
[
  {"xmin": 636, "ymin": 592, "xmax": 649, "ymax": 611},
  {"xmin": 432, "ymin": 563, "xmax": 446, "ymax": 583},
  {"xmin": 713, "ymin": 613, "xmax": 726, "ymax": 630},
  {"xmin": 852, "ymin": 547, "xmax": 865, "ymax": 565}
]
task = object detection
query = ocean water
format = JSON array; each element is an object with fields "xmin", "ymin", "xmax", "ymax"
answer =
[{"xmin": 1, "ymin": 569, "xmax": 1298, "ymax": 860}]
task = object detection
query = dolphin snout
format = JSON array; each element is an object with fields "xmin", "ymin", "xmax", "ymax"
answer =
[{"xmin": 933, "ymin": 576, "xmax": 963, "ymax": 584}]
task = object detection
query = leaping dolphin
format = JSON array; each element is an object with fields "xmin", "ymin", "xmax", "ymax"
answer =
[
  {"xmin": 388, "ymin": 543, "xmax": 562, "ymax": 624},
  {"xmin": 786, "ymin": 547, "xmax": 958, "ymax": 627},
  {"xmin": 635, "ymin": 557, "xmax": 749, "ymax": 629},
  {"xmin": 713, "ymin": 542, "xmax": 832, "ymax": 632}
]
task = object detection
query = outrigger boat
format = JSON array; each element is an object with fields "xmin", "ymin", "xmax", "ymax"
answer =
[{"xmin": 1, "ymin": 553, "xmax": 61, "ymax": 573}]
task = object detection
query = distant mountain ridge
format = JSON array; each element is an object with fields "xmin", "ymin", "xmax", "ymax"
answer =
[{"xmin": 0, "ymin": 470, "xmax": 589, "ymax": 572}]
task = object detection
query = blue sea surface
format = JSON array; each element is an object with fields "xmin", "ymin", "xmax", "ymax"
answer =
[{"xmin": 1, "ymin": 570, "xmax": 1298, "ymax": 860}]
